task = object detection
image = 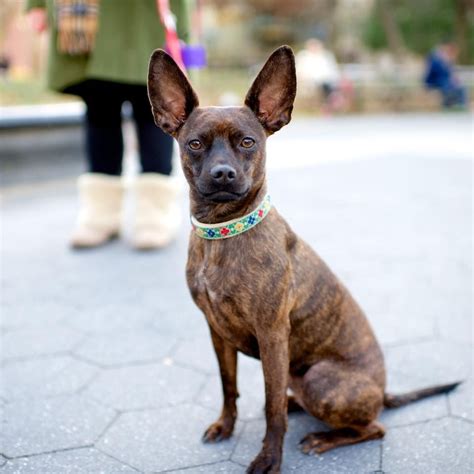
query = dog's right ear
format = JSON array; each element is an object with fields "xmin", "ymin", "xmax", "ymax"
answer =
[{"xmin": 148, "ymin": 50, "xmax": 199, "ymax": 136}]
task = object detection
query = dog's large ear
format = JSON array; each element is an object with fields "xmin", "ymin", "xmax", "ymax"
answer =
[
  {"xmin": 244, "ymin": 45, "xmax": 296, "ymax": 134},
  {"xmin": 148, "ymin": 49, "xmax": 199, "ymax": 136}
]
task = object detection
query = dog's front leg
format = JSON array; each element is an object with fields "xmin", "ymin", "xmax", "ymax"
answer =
[
  {"xmin": 247, "ymin": 325, "xmax": 289, "ymax": 474},
  {"xmin": 203, "ymin": 327, "xmax": 239, "ymax": 442}
]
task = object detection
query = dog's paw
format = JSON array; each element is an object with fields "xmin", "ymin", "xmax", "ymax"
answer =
[
  {"xmin": 202, "ymin": 419, "xmax": 234, "ymax": 443},
  {"xmin": 246, "ymin": 451, "xmax": 281, "ymax": 474}
]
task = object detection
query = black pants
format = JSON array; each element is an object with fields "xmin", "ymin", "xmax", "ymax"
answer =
[{"xmin": 66, "ymin": 79, "xmax": 173, "ymax": 176}]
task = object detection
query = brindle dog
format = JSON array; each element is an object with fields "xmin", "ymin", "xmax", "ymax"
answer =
[{"xmin": 148, "ymin": 46, "xmax": 460, "ymax": 474}]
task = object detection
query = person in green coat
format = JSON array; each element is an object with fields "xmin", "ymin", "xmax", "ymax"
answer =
[{"xmin": 27, "ymin": 0, "xmax": 190, "ymax": 249}]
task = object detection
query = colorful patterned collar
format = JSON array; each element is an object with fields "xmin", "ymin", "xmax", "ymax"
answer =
[{"xmin": 191, "ymin": 194, "xmax": 271, "ymax": 240}]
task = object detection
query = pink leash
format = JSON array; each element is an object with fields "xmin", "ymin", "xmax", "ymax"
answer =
[{"xmin": 156, "ymin": 0, "xmax": 187, "ymax": 73}]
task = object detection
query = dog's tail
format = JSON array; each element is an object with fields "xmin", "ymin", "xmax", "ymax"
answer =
[{"xmin": 383, "ymin": 381, "xmax": 462, "ymax": 408}]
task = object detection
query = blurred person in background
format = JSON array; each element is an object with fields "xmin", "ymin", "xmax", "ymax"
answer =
[
  {"xmin": 27, "ymin": 0, "xmax": 189, "ymax": 250},
  {"xmin": 296, "ymin": 38, "xmax": 353, "ymax": 114},
  {"xmin": 424, "ymin": 39, "xmax": 468, "ymax": 109},
  {"xmin": 0, "ymin": 1, "xmax": 16, "ymax": 76}
]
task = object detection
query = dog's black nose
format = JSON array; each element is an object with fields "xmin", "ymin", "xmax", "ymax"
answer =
[{"xmin": 210, "ymin": 164, "xmax": 236, "ymax": 184}]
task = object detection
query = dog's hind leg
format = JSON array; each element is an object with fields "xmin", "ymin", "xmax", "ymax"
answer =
[
  {"xmin": 299, "ymin": 421, "xmax": 385, "ymax": 455},
  {"xmin": 294, "ymin": 360, "xmax": 385, "ymax": 455}
]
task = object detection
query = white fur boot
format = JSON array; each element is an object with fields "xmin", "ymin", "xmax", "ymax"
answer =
[
  {"xmin": 132, "ymin": 173, "xmax": 181, "ymax": 250},
  {"xmin": 70, "ymin": 173, "xmax": 123, "ymax": 248}
]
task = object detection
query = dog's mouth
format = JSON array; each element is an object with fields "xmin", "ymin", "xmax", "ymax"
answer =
[{"xmin": 201, "ymin": 189, "xmax": 249, "ymax": 203}]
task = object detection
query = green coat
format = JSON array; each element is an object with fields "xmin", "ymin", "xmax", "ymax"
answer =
[{"xmin": 27, "ymin": 0, "xmax": 190, "ymax": 91}]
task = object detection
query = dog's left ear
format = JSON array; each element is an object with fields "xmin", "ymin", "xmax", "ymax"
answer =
[
  {"xmin": 245, "ymin": 45, "xmax": 297, "ymax": 134},
  {"xmin": 148, "ymin": 49, "xmax": 199, "ymax": 136}
]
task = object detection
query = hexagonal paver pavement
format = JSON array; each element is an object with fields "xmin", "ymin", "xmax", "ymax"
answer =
[
  {"xmin": 2, "ymin": 325, "xmax": 84, "ymax": 361},
  {"xmin": 436, "ymin": 294, "xmax": 472, "ymax": 345},
  {"xmin": 232, "ymin": 412, "xmax": 381, "ymax": 473},
  {"xmin": 382, "ymin": 417, "xmax": 473, "ymax": 473},
  {"xmin": 64, "ymin": 301, "xmax": 156, "ymax": 334},
  {"xmin": 83, "ymin": 362, "xmax": 206, "ymax": 411},
  {"xmin": 2, "ymin": 395, "xmax": 116, "ymax": 457},
  {"xmin": 448, "ymin": 376, "xmax": 474, "ymax": 422},
  {"xmin": 0, "ymin": 299, "xmax": 78, "ymax": 331},
  {"xmin": 197, "ymin": 354, "xmax": 265, "ymax": 421},
  {"xmin": 0, "ymin": 355, "xmax": 97, "ymax": 401},
  {"xmin": 2, "ymin": 114, "xmax": 472, "ymax": 473},
  {"xmin": 380, "ymin": 370, "xmax": 450, "ymax": 428},
  {"xmin": 381, "ymin": 396, "xmax": 449, "ymax": 430},
  {"xmin": 147, "ymin": 296, "xmax": 209, "ymax": 340},
  {"xmin": 97, "ymin": 404, "xmax": 242, "ymax": 472},
  {"xmin": 172, "ymin": 335, "xmax": 219, "ymax": 374},
  {"xmin": 384, "ymin": 340, "xmax": 473, "ymax": 387},
  {"xmin": 0, "ymin": 448, "xmax": 136, "ymax": 473},
  {"xmin": 354, "ymin": 278, "xmax": 437, "ymax": 347},
  {"xmin": 170, "ymin": 461, "xmax": 246, "ymax": 473},
  {"xmin": 74, "ymin": 329, "xmax": 177, "ymax": 367}
]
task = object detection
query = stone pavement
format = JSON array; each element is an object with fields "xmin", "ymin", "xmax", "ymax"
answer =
[{"xmin": 1, "ymin": 113, "xmax": 472, "ymax": 473}]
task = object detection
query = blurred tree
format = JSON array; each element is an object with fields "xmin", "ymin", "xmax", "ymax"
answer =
[
  {"xmin": 245, "ymin": 0, "xmax": 333, "ymax": 19},
  {"xmin": 248, "ymin": 0, "xmax": 338, "ymax": 49},
  {"xmin": 377, "ymin": 0, "xmax": 406, "ymax": 59},
  {"xmin": 455, "ymin": 0, "xmax": 474, "ymax": 64},
  {"xmin": 364, "ymin": 0, "xmax": 474, "ymax": 63}
]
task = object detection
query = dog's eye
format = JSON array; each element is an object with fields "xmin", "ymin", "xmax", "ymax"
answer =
[
  {"xmin": 240, "ymin": 137, "xmax": 255, "ymax": 148},
  {"xmin": 188, "ymin": 140, "xmax": 202, "ymax": 151}
]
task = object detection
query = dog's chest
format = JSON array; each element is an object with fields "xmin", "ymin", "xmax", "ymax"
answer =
[
  {"xmin": 192, "ymin": 259, "xmax": 254, "ymax": 323},
  {"xmin": 187, "ymin": 244, "xmax": 264, "ymax": 356}
]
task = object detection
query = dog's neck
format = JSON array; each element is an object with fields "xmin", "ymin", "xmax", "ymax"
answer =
[{"xmin": 190, "ymin": 181, "xmax": 268, "ymax": 224}]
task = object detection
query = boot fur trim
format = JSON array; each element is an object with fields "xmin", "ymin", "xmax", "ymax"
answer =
[
  {"xmin": 132, "ymin": 173, "xmax": 182, "ymax": 249},
  {"xmin": 71, "ymin": 173, "xmax": 123, "ymax": 248}
]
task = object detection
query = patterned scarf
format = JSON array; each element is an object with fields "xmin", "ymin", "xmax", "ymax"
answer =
[{"xmin": 55, "ymin": 0, "xmax": 100, "ymax": 55}]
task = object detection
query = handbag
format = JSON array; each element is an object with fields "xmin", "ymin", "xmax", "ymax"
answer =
[{"xmin": 155, "ymin": 0, "xmax": 206, "ymax": 72}]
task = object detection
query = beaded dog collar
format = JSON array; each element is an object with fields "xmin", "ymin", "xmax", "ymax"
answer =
[{"xmin": 191, "ymin": 194, "xmax": 271, "ymax": 240}]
